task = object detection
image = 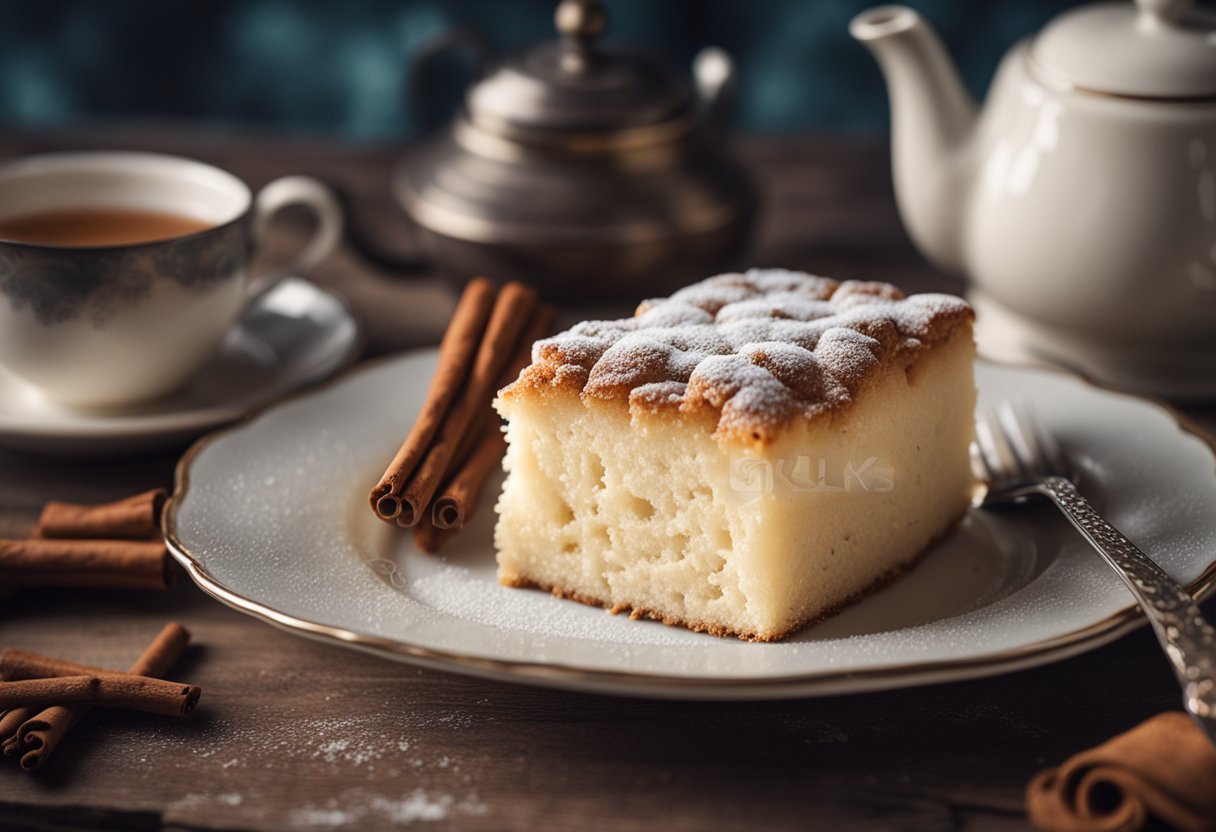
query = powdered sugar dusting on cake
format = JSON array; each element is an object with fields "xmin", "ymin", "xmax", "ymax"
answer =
[{"xmin": 504, "ymin": 269, "xmax": 973, "ymax": 441}]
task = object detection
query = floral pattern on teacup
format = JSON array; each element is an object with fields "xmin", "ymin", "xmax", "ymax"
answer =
[{"xmin": 0, "ymin": 222, "xmax": 247, "ymax": 328}]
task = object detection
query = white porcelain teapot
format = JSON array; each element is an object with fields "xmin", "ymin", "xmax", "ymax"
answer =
[{"xmin": 852, "ymin": 0, "xmax": 1216, "ymax": 399}]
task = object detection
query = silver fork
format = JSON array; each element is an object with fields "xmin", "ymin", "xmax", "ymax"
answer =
[{"xmin": 973, "ymin": 402, "xmax": 1216, "ymax": 744}]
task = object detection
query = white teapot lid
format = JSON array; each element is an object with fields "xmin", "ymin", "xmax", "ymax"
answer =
[{"xmin": 1032, "ymin": 0, "xmax": 1216, "ymax": 98}]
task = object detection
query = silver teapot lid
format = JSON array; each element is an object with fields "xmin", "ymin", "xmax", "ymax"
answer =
[
  {"xmin": 465, "ymin": 0, "xmax": 695, "ymax": 143},
  {"xmin": 1032, "ymin": 0, "xmax": 1216, "ymax": 99}
]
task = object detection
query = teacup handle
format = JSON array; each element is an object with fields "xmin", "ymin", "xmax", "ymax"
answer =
[{"xmin": 246, "ymin": 175, "xmax": 344, "ymax": 304}]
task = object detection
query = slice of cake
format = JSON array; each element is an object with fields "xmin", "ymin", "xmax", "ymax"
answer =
[{"xmin": 494, "ymin": 269, "xmax": 976, "ymax": 641}]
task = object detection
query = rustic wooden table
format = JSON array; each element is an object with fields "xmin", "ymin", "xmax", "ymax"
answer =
[{"xmin": 1, "ymin": 128, "xmax": 1213, "ymax": 832}]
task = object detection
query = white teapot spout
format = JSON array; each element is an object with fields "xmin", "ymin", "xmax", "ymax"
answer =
[{"xmin": 851, "ymin": 6, "xmax": 976, "ymax": 273}]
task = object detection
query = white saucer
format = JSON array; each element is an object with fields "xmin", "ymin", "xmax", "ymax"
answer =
[
  {"xmin": 970, "ymin": 289, "xmax": 1216, "ymax": 403},
  {"xmin": 166, "ymin": 353, "xmax": 1216, "ymax": 699},
  {"xmin": 0, "ymin": 278, "xmax": 361, "ymax": 456}
]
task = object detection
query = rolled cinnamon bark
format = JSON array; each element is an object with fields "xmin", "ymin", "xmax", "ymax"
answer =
[
  {"xmin": 430, "ymin": 304, "xmax": 557, "ymax": 534},
  {"xmin": 0, "ymin": 707, "xmax": 36, "ymax": 755},
  {"xmin": 11, "ymin": 622, "xmax": 190, "ymax": 771},
  {"xmin": 0, "ymin": 647, "xmax": 151, "ymax": 681},
  {"xmin": 370, "ymin": 277, "xmax": 497, "ymax": 522},
  {"xmin": 0, "ymin": 539, "xmax": 173, "ymax": 590},
  {"xmin": 505, "ymin": 305, "xmax": 557, "ymax": 385},
  {"xmin": 396, "ymin": 281, "xmax": 539, "ymax": 527},
  {"xmin": 0, "ymin": 675, "xmax": 200, "ymax": 717},
  {"xmin": 431, "ymin": 421, "xmax": 507, "ymax": 531},
  {"xmin": 1026, "ymin": 711, "xmax": 1216, "ymax": 831},
  {"xmin": 413, "ymin": 419, "xmax": 502, "ymax": 552},
  {"xmin": 413, "ymin": 513, "xmax": 456, "ymax": 555},
  {"xmin": 33, "ymin": 489, "xmax": 167, "ymax": 540}
]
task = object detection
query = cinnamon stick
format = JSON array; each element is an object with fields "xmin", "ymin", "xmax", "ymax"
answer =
[
  {"xmin": 1027, "ymin": 711, "xmax": 1216, "ymax": 831},
  {"xmin": 0, "ymin": 675, "xmax": 200, "ymax": 717},
  {"xmin": 0, "ymin": 539, "xmax": 173, "ymax": 590},
  {"xmin": 33, "ymin": 489, "xmax": 167, "ymax": 540},
  {"xmin": 0, "ymin": 647, "xmax": 155, "ymax": 681},
  {"xmin": 430, "ymin": 304, "xmax": 557, "ymax": 534},
  {"xmin": 10, "ymin": 622, "xmax": 190, "ymax": 771},
  {"xmin": 0, "ymin": 707, "xmax": 37, "ymax": 755},
  {"xmin": 430, "ymin": 420, "xmax": 507, "ymax": 532},
  {"xmin": 412, "ymin": 417, "xmax": 504, "ymax": 551},
  {"xmin": 413, "ymin": 513, "xmax": 455, "ymax": 555},
  {"xmin": 370, "ymin": 277, "xmax": 497, "ymax": 522},
  {"xmin": 443, "ymin": 405, "xmax": 496, "ymax": 483},
  {"xmin": 396, "ymin": 281, "xmax": 539, "ymax": 527},
  {"xmin": 501, "ymin": 305, "xmax": 558, "ymax": 388}
]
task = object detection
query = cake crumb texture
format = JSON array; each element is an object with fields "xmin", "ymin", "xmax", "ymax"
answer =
[{"xmin": 495, "ymin": 271, "xmax": 976, "ymax": 641}]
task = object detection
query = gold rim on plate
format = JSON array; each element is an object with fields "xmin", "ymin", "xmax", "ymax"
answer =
[{"xmin": 162, "ymin": 353, "xmax": 1216, "ymax": 696}]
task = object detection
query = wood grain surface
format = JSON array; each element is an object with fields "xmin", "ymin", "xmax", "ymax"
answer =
[{"xmin": 0, "ymin": 128, "xmax": 1214, "ymax": 831}]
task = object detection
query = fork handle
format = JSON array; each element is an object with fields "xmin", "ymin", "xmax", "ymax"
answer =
[{"xmin": 1039, "ymin": 476, "xmax": 1216, "ymax": 742}]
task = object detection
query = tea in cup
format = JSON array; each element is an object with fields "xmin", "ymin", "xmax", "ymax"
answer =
[{"xmin": 0, "ymin": 151, "xmax": 342, "ymax": 408}]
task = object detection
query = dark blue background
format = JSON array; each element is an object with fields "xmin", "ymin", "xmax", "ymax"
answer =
[{"xmin": 0, "ymin": 0, "xmax": 1082, "ymax": 138}]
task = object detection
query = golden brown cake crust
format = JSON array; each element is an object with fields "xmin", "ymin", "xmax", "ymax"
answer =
[{"xmin": 500, "ymin": 269, "xmax": 974, "ymax": 443}]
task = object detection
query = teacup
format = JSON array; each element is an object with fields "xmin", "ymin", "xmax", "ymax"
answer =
[{"xmin": 0, "ymin": 151, "xmax": 342, "ymax": 409}]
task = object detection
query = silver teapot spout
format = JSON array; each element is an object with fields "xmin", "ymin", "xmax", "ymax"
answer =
[{"xmin": 851, "ymin": 6, "xmax": 977, "ymax": 273}]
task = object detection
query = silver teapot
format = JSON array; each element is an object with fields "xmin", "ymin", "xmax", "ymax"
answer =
[{"xmin": 350, "ymin": 0, "xmax": 757, "ymax": 300}]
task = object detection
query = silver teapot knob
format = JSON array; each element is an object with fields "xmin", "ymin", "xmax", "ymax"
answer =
[
  {"xmin": 555, "ymin": 0, "xmax": 607, "ymax": 73},
  {"xmin": 694, "ymin": 47, "xmax": 738, "ymax": 132}
]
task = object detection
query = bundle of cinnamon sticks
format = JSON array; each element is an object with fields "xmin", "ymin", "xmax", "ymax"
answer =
[
  {"xmin": 0, "ymin": 489, "xmax": 174, "ymax": 590},
  {"xmin": 369, "ymin": 278, "xmax": 555, "ymax": 553},
  {"xmin": 0, "ymin": 622, "xmax": 197, "ymax": 771}
]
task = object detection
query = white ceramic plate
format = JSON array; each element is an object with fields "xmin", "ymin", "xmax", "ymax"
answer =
[
  {"xmin": 0, "ymin": 278, "xmax": 361, "ymax": 456},
  {"xmin": 166, "ymin": 353, "xmax": 1216, "ymax": 699}
]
